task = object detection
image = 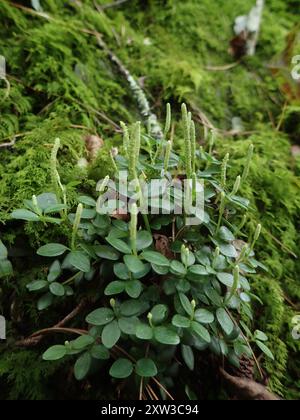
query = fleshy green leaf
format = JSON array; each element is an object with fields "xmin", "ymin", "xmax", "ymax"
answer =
[
  {"xmin": 72, "ymin": 335, "xmax": 95, "ymax": 350},
  {"xmin": 105, "ymin": 281, "xmax": 125, "ymax": 296},
  {"xmin": 170, "ymin": 260, "xmax": 187, "ymax": 276},
  {"xmin": 216, "ymin": 308, "xmax": 234, "ymax": 336},
  {"xmin": 37, "ymin": 293, "xmax": 53, "ymax": 310},
  {"xmin": 11, "ymin": 209, "xmax": 40, "ymax": 222},
  {"xmin": 27, "ymin": 280, "xmax": 48, "ymax": 292},
  {"xmin": 219, "ymin": 243, "xmax": 237, "ymax": 258},
  {"xmin": 90, "ymin": 344, "xmax": 110, "ymax": 360},
  {"xmin": 151, "ymin": 304, "xmax": 169, "ymax": 325},
  {"xmin": 135, "ymin": 358, "xmax": 158, "ymax": 377},
  {"xmin": 43, "ymin": 345, "xmax": 66, "ymax": 361},
  {"xmin": 118, "ymin": 317, "xmax": 139, "ymax": 335},
  {"xmin": 124, "ymin": 255, "xmax": 145, "ymax": 274},
  {"xmin": 102, "ymin": 320, "xmax": 121, "ymax": 348},
  {"xmin": 74, "ymin": 352, "xmax": 92, "ymax": 380},
  {"xmin": 125, "ymin": 280, "xmax": 142, "ymax": 298},
  {"xmin": 217, "ymin": 272, "xmax": 234, "ymax": 287},
  {"xmin": 86, "ymin": 308, "xmax": 115, "ymax": 326},
  {"xmin": 194, "ymin": 309, "xmax": 215, "ymax": 324},
  {"xmin": 141, "ymin": 251, "xmax": 170, "ymax": 267},
  {"xmin": 181, "ymin": 345, "xmax": 194, "ymax": 370},
  {"xmin": 106, "ymin": 237, "xmax": 131, "ymax": 254},
  {"xmin": 179, "ymin": 293, "xmax": 194, "ymax": 317},
  {"xmin": 172, "ymin": 314, "xmax": 191, "ymax": 328},
  {"xmin": 47, "ymin": 260, "xmax": 61, "ymax": 282},
  {"xmin": 154, "ymin": 326, "xmax": 180, "ymax": 345},
  {"xmin": 113, "ymin": 262, "xmax": 130, "ymax": 280},
  {"xmin": 109, "ymin": 358, "xmax": 133, "ymax": 379},
  {"xmin": 37, "ymin": 243, "xmax": 68, "ymax": 257},
  {"xmin": 136, "ymin": 231, "xmax": 153, "ymax": 251},
  {"xmin": 69, "ymin": 251, "xmax": 90, "ymax": 273},
  {"xmin": 78, "ymin": 196, "xmax": 97, "ymax": 207},
  {"xmin": 94, "ymin": 245, "xmax": 120, "ymax": 261},
  {"xmin": 256, "ymin": 341, "xmax": 274, "ymax": 360},
  {"xmin": 136, "ymin": 323, "xmax": 153, "ymax": 340},
  {"xmin": 191, "ymin": 321, "xmax": 211, "ymax": 343},
  {"xmin": 219, "ymin": 226, "xmax": 235, "ymax": 242},
  {"xmin": 49, "ymin": 282, "xmax": 65, "ymax": 297}
]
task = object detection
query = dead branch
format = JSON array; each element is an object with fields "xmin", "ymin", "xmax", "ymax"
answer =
[
  {"xmin": 16, "ymin": 299, "xmax": 89, "ymax": 347},
  {"xmin": 220, "ymin": 368, "xmax": 282, "ymax": 400}
]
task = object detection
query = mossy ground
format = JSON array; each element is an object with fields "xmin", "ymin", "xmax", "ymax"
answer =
[{"xmin": 0, "ymin": 0, "xmax": 299, "ymax": 399}]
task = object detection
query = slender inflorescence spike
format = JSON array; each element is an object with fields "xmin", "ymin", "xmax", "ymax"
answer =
[
  {"xmin": 190, "ymin": 120, "xmax": 196, "ymax": 173},
  {"xmin": 227, "ymin": 265, "xmax": 240, "ymax": 302},
  {"xmin": 242, "ymin": 144, "xmax": 254, "ymax": 183},
  {"xmin": 221, "ymin": 153, "xmax": 230, "ymax": 188},
  {"xmin": 164, "ymin": 140, "xmax": 172, "ymax": 173},
  {"xmin": 110, "ymin": 149, "xmax": 119, "ymax": 173},
  {"xmin": 50, "ymin": 138, "xmax": 67, "ymax": 211},
  {"xmin": 164, "ymin": 103, "xmax": 171, "ymax": 137},
  {"xmin": 71, "ymin": 203, "xmax": 83, "ymax": 250},
  {"xmin": 120, "ymin": 121, "xmax": 130, "ymax": 158},
  {"xmin": 231, "ymin": 175, "xmax": 241, "ymax": 196},
  {"xmin": 32, "ymin": 195, "xmax": 41, "ymax": 215},
  {"xmin": 97, "ymin": 175, "xmax": 110, "ymax": 194},
  {"xmin": 216, "ymin": 192, "xmax": 226, "ymax": 234},
  {"xmin": 182, "ymin": 104, "xmax": 192, "ymax": 179},
  {"xmin": 130, "ymin": 203, "xmax": 138, "ymax": 256}
]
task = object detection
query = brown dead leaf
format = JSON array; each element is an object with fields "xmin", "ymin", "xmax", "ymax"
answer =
[
  {"xmin": 84, "ymin": 135, "xmax": 104, "ymax": 160},
  {"xmin": 154, "ymin": 234, "xmax": 174, "ymax": 259}
]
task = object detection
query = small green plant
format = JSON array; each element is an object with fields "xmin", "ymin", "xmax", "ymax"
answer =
[{"xmin": 11, "ymin": 105, "xmax": 274, "ymax": 398}]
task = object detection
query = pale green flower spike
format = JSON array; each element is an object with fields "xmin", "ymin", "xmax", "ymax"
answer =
[
  {"xmin": 231, "ymin": 175, "xmax": 241, "ymax": 196},
  {"xmin": 190, "ymin": 120, "xmax": 196, "ymax": 173},
  {"xmin": 216, "ymin": 192, "xmax": 226, "ymax": 234},
  {"xmin": 235, "ymin": 213, "xmax": 247, "ymax": 236},
  {"xmin": 147, "ymin": 312, "xmax": 153, "ymax": 327},
  {"xmin": 213, "ymin": 246, "xmax": 220, "ymax": 268},
  {"xmin": 164, "ymin": 103, "xmax": 171, "ymax": 137},
  {"xmin": 182, "ymin": 104, "xmax": 192, "ymax": 179},
  {"xmin": 242, "ymin": 144, "xmax": 254, "ymax": 183},
  {"xmin": 164, "ymin": 140, "xmax": 172, "ymax": 173},
  {"xmin": 238, "ymin": 243, "xmax": 249, "ymax": 263},
  {"xmin": 221, "ymin": 153, "xmax": 230, "ymax": 188},
  {"xmin": 134, "ymin": 121, "xmax": 141, "ymax": 163},
  {"xmin": 97, "ymin": 175, "xmax": 110, "ymax": 194},
  {"xmin": 71, "ymin": 203, "xmax": 83, "ymax": 250},
  {"xmin": 32, "ymin": 195, "xmax": 41, "ymax": 215},
  {"xmin": 227, "ymin": 265, "xmax": 240, "ymax": 302},
  {"xmin": 130, "ymin": 203, "xmax": 138, "ymax": 256},
  {"xmin": 50, "ymin": 138, "xmax": 67, "ymax": 213},
  {"xmin": 110, "ymin": 150, "xmax": 118, "ymax": 174},
  {"xmin": 110, "ymin": 298, "xmax": 116, "ymax": 308},
  {"xmin": 248, "ymin": 224, "xmax": 262, "ymax": 256},
  {"xmin": 120, "ymin": 121, "xmax": 129, "ymax": 158}
]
